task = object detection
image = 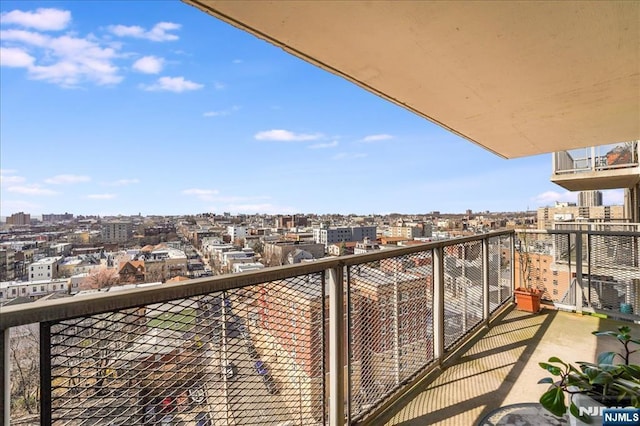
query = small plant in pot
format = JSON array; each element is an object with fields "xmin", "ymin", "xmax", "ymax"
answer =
[
  {"xmin": 514, "ymin": 231, "xmax": 541, "ymax": 312},
  {"xmin": 538, "ymin": 325, "xmax": 640, "ymax": 423}
]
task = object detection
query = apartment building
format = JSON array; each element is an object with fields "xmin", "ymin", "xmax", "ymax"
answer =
[
  {"xmin": 6, "ymin": 212, "xmax": 31, "ymax": 226},
  {"xmin": 263, "ymin": 241, "xmax": 325, "ymax": 266},
  {"xmin": 101, "ymin": 221, "xmax": 133, "ymax": 243},
  {"xmin": 537, "ymin": 203, "xmax": 626, "ymax": 229},
  {"xmin": 0, "ymin": 249, "xmax": 16, "ymax": 281},
  {"xmin": 313, "ymin": 226, "xmax": 377, "ymax": 248},
  {"xmin": 28, "ymin": 256, "xmax": 62, "ymax": 281}
]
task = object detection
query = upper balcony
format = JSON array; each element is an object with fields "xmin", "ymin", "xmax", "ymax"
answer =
[{"xmin": 551, "ymin": 141, "xmax": 640, "ymax": 191}]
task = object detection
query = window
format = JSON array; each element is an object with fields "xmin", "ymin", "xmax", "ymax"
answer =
[
  {"xmin": 553, "ymin": 289, "xmax": 558, "ymax": 295},
  {"xmin": 48, "ymin": 265, "xmax": 51, "ymax": 270},
  {"xmin": 53, "ymin": 285, "xmax": 57, "ymax": 290},
  {"xmin": 552, "ymin": 271, "xmax": 558, "ymax": 276},
  {"xmin": 21, "ymin": 288, "xmax": 26, "ymax": 294},
  {"xmin": 11, "ymin": 289, "xmax": 16, "ymax": 295},
  {"xmin": 553, "ymin": 280, "xmax": 558, "ymax": 286},
  {"xmin": 41, "ymin": 286, "xmax": 45, "ymax": 291},
  {"xmin": 32, "ymin": 287, "xmax": 36, "ymax": 292}
]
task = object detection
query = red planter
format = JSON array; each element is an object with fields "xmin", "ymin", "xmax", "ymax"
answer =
[{"xmin": 515, "ymin": 288, "xmax": 541, "ymax": 313}]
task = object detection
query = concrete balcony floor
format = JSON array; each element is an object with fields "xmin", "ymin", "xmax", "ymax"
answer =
[{"xmin": 383, "ymin": 307, "xmax": 640, "ymax": 426}]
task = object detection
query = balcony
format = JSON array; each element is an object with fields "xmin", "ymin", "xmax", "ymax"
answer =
[
  {"xmin": 551, "ymin": 141, "xmax": 640, "ymax": 191},
  {"xmin": 2, "ymin": 228, "xmax": 638, "ymax": 425}
]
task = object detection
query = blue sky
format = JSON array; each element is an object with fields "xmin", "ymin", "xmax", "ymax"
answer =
[{"xmin": 0, "ymin": 1, "xmax": 624, "ymax": 217}]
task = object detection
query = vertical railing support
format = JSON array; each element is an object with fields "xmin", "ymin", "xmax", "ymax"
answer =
[
  {"xmin": 2, "ymin": 328, "xmax": 10, "ymax": 426},
  {"xmin": 482, "ymin": 237, "xmax": 490, "ymax": 324},
  {"xmin": 433, "ymin": 247, "xmax": 445, "ymax": 362},
  {"xmin": 41, "ymin": 323, "xmax": 52, "ymax": 426},
  {"xmin": 575, "ymin": 232, "xmax": 584, "ymax": 314},
  {"xmin": 328, "ymin": 265, "xmax": 345, "ymax": 425}
]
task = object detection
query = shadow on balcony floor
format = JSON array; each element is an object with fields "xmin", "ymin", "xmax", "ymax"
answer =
[{"xmin": 383, "ymin": 307, "xmax": 640, "ymax": 426}]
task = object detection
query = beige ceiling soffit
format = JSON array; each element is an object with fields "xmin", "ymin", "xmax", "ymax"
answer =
[
  {"xmin": 183, "ymin": 1, "xmax": 639, "ymax": 159},
  {"xmin": 183, "ymin": 0, "xmax": 503, "ymax": 158}
]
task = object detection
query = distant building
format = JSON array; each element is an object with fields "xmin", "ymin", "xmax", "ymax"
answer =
[
  {"xmin": 353, "ymin": 237, "xmax": 381, "ymax": 254},
  {"xmin": 42, "ymin": 212, "xmax": 74, "ymax": 223},
  {"xmin": 537, "ymin": 204, "xmax": 625, "ymax": 229},
  {"xmin": 263, "ymin": 242, "xmax": 325, "ymax": 266},
  {"xmin": 6, "ymin": 212, "xmax": 31, "ymax": 226},
  {"xmin": 578, "ymin": 190, "xmax": 603, "ymax": 207},
  {"xmin": 227, "ymin": 225, "xmax": 248, "ymax": 242},
  {"xmin": 101, "ymin": 221, "xmax": 133, "ymax": 243},
  {"xmin": 313, "ymin": 226, "xmax": 377, "ymax": 248},
  {"xmin": 0, "ymin": 249, "xmax": 16, "ymax": 281},
  {"xmin": 28, "ymin": 256, "xmax": 63, "ymax": 281}
]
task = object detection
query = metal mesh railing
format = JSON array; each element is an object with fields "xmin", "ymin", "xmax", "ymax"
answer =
[
  {"xmin": 3, "ymin": 231, "xmax": 517, "ymax": 425},
  {"xmin": 43, "ymin": 275, "xmax": 326, "ymax": 426},
  {"xmin": 346, "ymin": 250, "xmax": 434, "ymax": 419},
  {"xmin": 443, "ymin": 241, "xmax": 484, "ymax": 349},
  {"xmin": 587, "ymin": 233, "xmax": 640, "ymax": 314},
  {"xmin": 489, "ymin": 235, "xmax": 512, "ymax": 312}
]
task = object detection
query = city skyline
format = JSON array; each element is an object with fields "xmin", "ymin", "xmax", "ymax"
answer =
[{"xmin": 0, "ymin": 1, "xmax": 625, "ymax": 217}]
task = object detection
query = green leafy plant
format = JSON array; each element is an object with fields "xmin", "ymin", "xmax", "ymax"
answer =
[{"xmin": 538, "ymin": 325, "xmax": 640, "ymax": 423}]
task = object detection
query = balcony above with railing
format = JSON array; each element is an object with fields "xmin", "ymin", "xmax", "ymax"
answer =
[{"xmin": 551, "ymin": 141, "xmax": 640, "ymax": 191}]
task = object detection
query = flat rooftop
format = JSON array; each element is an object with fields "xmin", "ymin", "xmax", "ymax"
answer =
[{"xmin": 383, "ymin": 307, "xmax": 640, "ymax": 425}]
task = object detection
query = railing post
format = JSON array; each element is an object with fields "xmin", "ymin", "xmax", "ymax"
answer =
[
  {"xmin": 433, "ymin": 247, "xmax": 445, "ymax": 362},
  {"xmin": 328, "ymin": 265, "xmax": 345, "ymax": 425},
  {"xmin": 575, "ymin": 232, "xmax": 584, "ymax": 314},
  {"xmin": 482, "ymin": 237, "xmax": 490, "ymax": 324},
  {"xmin": 2, "ymin": 328, "xmax": 9, "ymax": 426}
]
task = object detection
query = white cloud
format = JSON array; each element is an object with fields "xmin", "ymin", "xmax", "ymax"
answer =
[
  {"xmin": 332, "ymin": 152, "xmax": 368, "ymax": 160},
  {"xmin": 102, "ymin": 178, "xmax": 140, "ymax": 187},
  {"xmin": 44, "ymin": 174, "xmax": 90, "ymax": 184},
  {"xmin": 309, "ymin": 140, "xmax": 339, "ymax": 149},
  {"xmin": 87, "ymin": 193, "xmax": 116, "ymax": 200},
  {"xmin": 232, "ymin": 59, "xmax": 243, "ymax": 64},
  {"xmin": 213, "ymin": 81, "xmax": 226, "ymax": 90},
  {"xmin": 142, "ymin": 76, "xmax": 203, "ymax": 93},
  {"xmin": 0, "ymin": 170, "xmax": 26, "ymax": 186},
  {"xmin": 183, "ymin": 188, "xmax": 219, "ymax": 201},
  {"xmin": 1, "ymin": 8, "xmax": 71, "ymax": 31},
  {"xmin": 0, "ymin": 47, "xmax": 35, "ymax": 67},
  {"xmin": 108, "ymin": 22, "xmax": 180, "ymax": 42},
  {"xmin": 132, "ymin": 56, "xmax": 163, "ymax": 74},
  {"xmin": 203, "ymin": 105, "xmax": 240, "ymax": 117},
  {"xmin": 531, "ymin": 190, "xmax": 577, "ymax": 206},
  {"xmin": 255, "ymin": 129, "xmax": 322, "ymax": 142},
  {"xmin": 361, "ymin": 134, "xmax": 394, "ymax": 142},
  {"xmin": 0, "ymin": 29, "xmax": 122, "ymax": 87},
  {"xmin": 6, "ymin": 184, "xmax": 58, "ymax": 196}
]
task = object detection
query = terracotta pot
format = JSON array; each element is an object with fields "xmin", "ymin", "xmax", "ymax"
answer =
[{"xmin": 514, "ymin": 288, "xmax": 541, "ymax": 313}]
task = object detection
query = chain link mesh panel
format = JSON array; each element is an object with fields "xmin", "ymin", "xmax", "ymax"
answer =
[
  {"xmin": 587, "ymin": 233, "xmax": 640, "ymax": 314},
  {"xmin": 488, "ymin": 235, "xmax": 512, "ymax": 312},
  {"xmin": 347, "ymin": 250, "xmax": 433, "ymax": 419},
  {"xmin": 443, "ymin": 241, "xmax": 484, "ymax": 350},
  {"xmin": 45, "ymin": 274, "xmax": 325, "ymax": 426}
]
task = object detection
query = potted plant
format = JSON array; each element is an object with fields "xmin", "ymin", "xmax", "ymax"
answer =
[
  {"xmin": 515, "ymin": 231, "xmax": 541, "ymax": 312},
  {"xmin": 538, "ymin": 325, "xmax": 640, "ymax": 424}
]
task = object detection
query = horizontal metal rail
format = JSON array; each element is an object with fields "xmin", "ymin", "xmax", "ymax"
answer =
[{"xmin": 0, "ymin": 230, "xmax": 513, "ymax": 330}]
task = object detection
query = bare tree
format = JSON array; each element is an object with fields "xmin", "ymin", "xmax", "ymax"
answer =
[
  {"xmin": 10, "ymin": 324, "xmax": 40, "ymax": 415},
  {"xmin": 85, "ymin": 268, "xmax": 120, "ymax": 289}
]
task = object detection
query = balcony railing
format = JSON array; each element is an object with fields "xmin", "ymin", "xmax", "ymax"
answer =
[
  {"xmin": 2, "ymin": 227, "xmax": 638, "ymax": 425},
  {"xmin": 516, "ymin": 227, "xmax": 640, "ymax": 319},
  {"xmin": 553, "ymin": 140, "xmax": 639, "ymax": 175},
  {"xmin": 1, "ymin": 231, "xmax": 514, "ymax": 425}
]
